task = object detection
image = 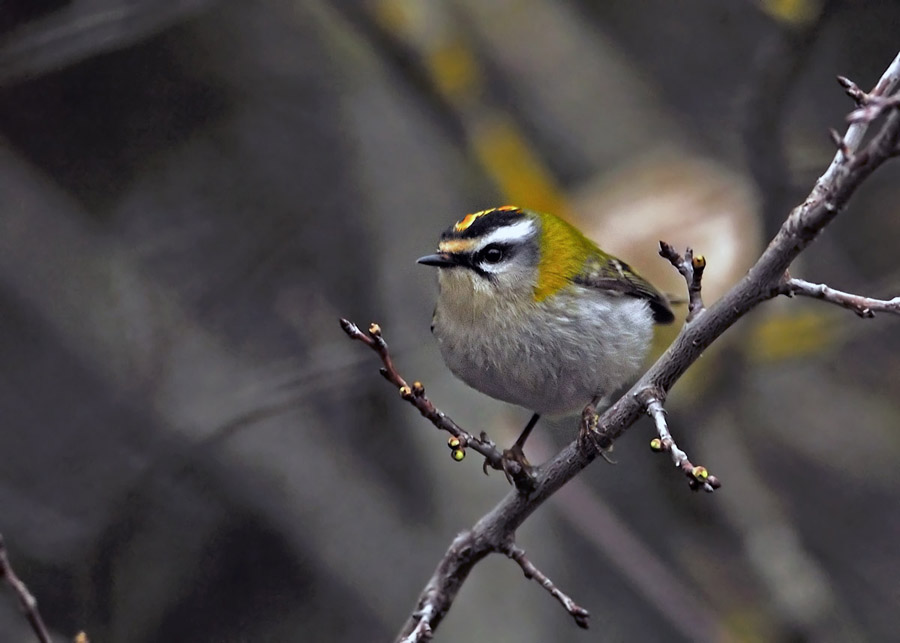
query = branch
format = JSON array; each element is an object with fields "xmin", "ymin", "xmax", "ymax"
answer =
[
  {"xmin": 398, "ymin": 605, "xmax": 434, "ymax": 643},
  {"xmin": 338, "ymin": 320, "xmax": 534, "ymax": 487},
  {"xmin": 0, "ymin": 535, "xmax": 52, "ymax": 643},
  {"xmin": 779, "ymin": 277, "xmax": 900, "ymax": 318},
  {"xmin": 375, "ymin": 52, "xmax": 900, "ymax": 641}
]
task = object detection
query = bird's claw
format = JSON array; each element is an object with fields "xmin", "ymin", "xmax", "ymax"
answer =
[
  {"xmin": 501, "ymin": 445, "xmax": 537, "ymax": 491},
  {"xmin": 577, "ymin": 414, "xmax": 615, "ymax": 463}
]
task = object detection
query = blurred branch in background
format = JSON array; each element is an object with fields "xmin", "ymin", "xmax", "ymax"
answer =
[
  {"xmin": 0, "ymin": 0, "xmax": 215, "ymax": 86},
  {"xmin": 740, "ymin": 0, "xmax": 836, "ymax": 238},
  {"xmin": 340, "ymin": 0, "xmax": 568, "ymax": 215},
  {"xmin": 0, "ymin": 535, "xmax": 52, "ymax": 643}
]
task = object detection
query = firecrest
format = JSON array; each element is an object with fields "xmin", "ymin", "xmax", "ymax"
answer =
[{"xmin": 418, "ymin": 205, "xmax": 674, "ymax": 458}]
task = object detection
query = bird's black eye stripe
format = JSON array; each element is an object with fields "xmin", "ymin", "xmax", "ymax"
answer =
[{"xmin": 478, "ymin": 244, "xmax": 507, "ymax": 264}]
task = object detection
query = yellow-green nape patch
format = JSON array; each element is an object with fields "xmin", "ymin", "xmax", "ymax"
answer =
[
  {"xmin": 533, "ymin": 211, "xmax": 594, "ymax": 302},
  {"xmin": 454, "ymin": 205, "xmax": 520, "ymax": 232}
]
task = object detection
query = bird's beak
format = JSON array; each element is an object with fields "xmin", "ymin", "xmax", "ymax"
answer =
[{"xmin": 416, "ymin": 252, "xmax": 459, "ymax": 267}]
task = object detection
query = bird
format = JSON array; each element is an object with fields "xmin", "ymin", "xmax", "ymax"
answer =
[{"xmin": 417, "ymin": 205, "xmax": 673, "ymax": 465}]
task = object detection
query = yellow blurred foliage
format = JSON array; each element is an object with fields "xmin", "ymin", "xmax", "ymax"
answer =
[
  {"xmin": 369, "ymin": 0, "xmax": 568, "ymax": 216},
  {"xmin": 759, "ymin": 0, "xmax": 823, "ymax": 26},
  {"xmin": 371, "ymin": 0, "xmax": 418, "ymax": 34},
  {"xmin": 472, "ymin": 116, "xmax": 568, "ymax": 217},
  {"xmin": 427, "ymin": 41, "xmax": 482, "ymax": 99},
  {"xmin": 747, "ymin": 309, "xmax": 837, "ymax": 362}
]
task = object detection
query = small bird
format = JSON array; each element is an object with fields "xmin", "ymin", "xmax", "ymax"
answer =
[{"xmin": 418, "ymin": 205, "xmax": 673, "ymax": 463}]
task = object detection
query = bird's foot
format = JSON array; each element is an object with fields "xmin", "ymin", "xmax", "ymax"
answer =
[
  {"xmin": 501, "ymin": 444, "xmax": 537, "ymax": 491},
  {"xmin": 578, "ymin": 403, "xmax": 616, "ymax": 463}
]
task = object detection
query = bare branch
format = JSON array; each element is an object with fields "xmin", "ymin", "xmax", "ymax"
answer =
[
  {"xmin": 0, "ymin": 535, "xmax": 53, "ymax": 643},
  {"xmin": 366, "ymin": 52, "xmax": 900, "ymax": 641},
  {"xmin": 397, "ymin": 529, "xmax": 490, "ymax": 643},
  {"xmin": 779, "ymin": 277, "xmax": 900, "ymax": 317},
  {"xmin": 501, "ymin": 542, "xmax": 590, "ymax": 629}
]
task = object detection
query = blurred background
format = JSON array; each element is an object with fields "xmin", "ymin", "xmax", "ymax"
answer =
[{"xmin": 0, "ymin": 0, "xmax": 899, "ymax": 641}]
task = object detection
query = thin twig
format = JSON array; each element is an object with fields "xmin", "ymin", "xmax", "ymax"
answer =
[
  {"xmin": 0, "ymin": 535, "xmax": 52, "ymax": 643},
  {"xmin": 827, "ymin": 128, "xmax": 850, "ymax": 157},
  {"xmin": 847, "ymin": 94, "xmax": 900, "ymax": 124},
  {"xmin": 338, "ymin": 319, "xmax": 535, "ymax": 487},
  {"xmin": 779, "ymin": 277, "xmax": 900, "ymax": 318},
  {"xmin": 638, "ymin": 391, "xmax": 720, "ymax": 492},
  {"xmin": 501, "ymin": 542, "xmax": 590, "ymax": 629},
  {"xmin": 836, "ymin": 75, "xmax": 868, "ymax": 105},
  {"xmin": 658, "ymin": 242, "xmax": 707, "ymax": 322}
]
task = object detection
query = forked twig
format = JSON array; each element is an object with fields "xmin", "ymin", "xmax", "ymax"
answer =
[{"xmin": 659, "ymin": 242, "xmax": 707, "ymax": 322}]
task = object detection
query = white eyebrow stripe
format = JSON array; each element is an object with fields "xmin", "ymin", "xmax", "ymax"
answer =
[{"xmin": 474, "ymin": 219, "xmax": 536, "ymax": 250}]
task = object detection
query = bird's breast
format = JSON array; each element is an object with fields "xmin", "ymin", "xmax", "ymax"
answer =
[{"xmin": 432, "ymin": 284, "xmax": 655, "ymax": 416}]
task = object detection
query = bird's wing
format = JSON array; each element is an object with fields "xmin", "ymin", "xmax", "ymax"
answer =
[{"xmin": 574, "ymin": 256, "xmax": 675, "ymax": 324}]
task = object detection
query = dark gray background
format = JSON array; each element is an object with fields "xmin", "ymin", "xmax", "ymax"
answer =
[{"xmin": 0, "ymin": 1, "xmax": 898, "ymax": 641}]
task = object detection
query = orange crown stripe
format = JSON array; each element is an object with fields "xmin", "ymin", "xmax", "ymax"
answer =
[
  {"xmin": 453, "ymin": 205, "xmax": 520, "ymax": 232},
  {"xmin": 453, "ymin": 213, "xmax": 481, "ymax": 232}
]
